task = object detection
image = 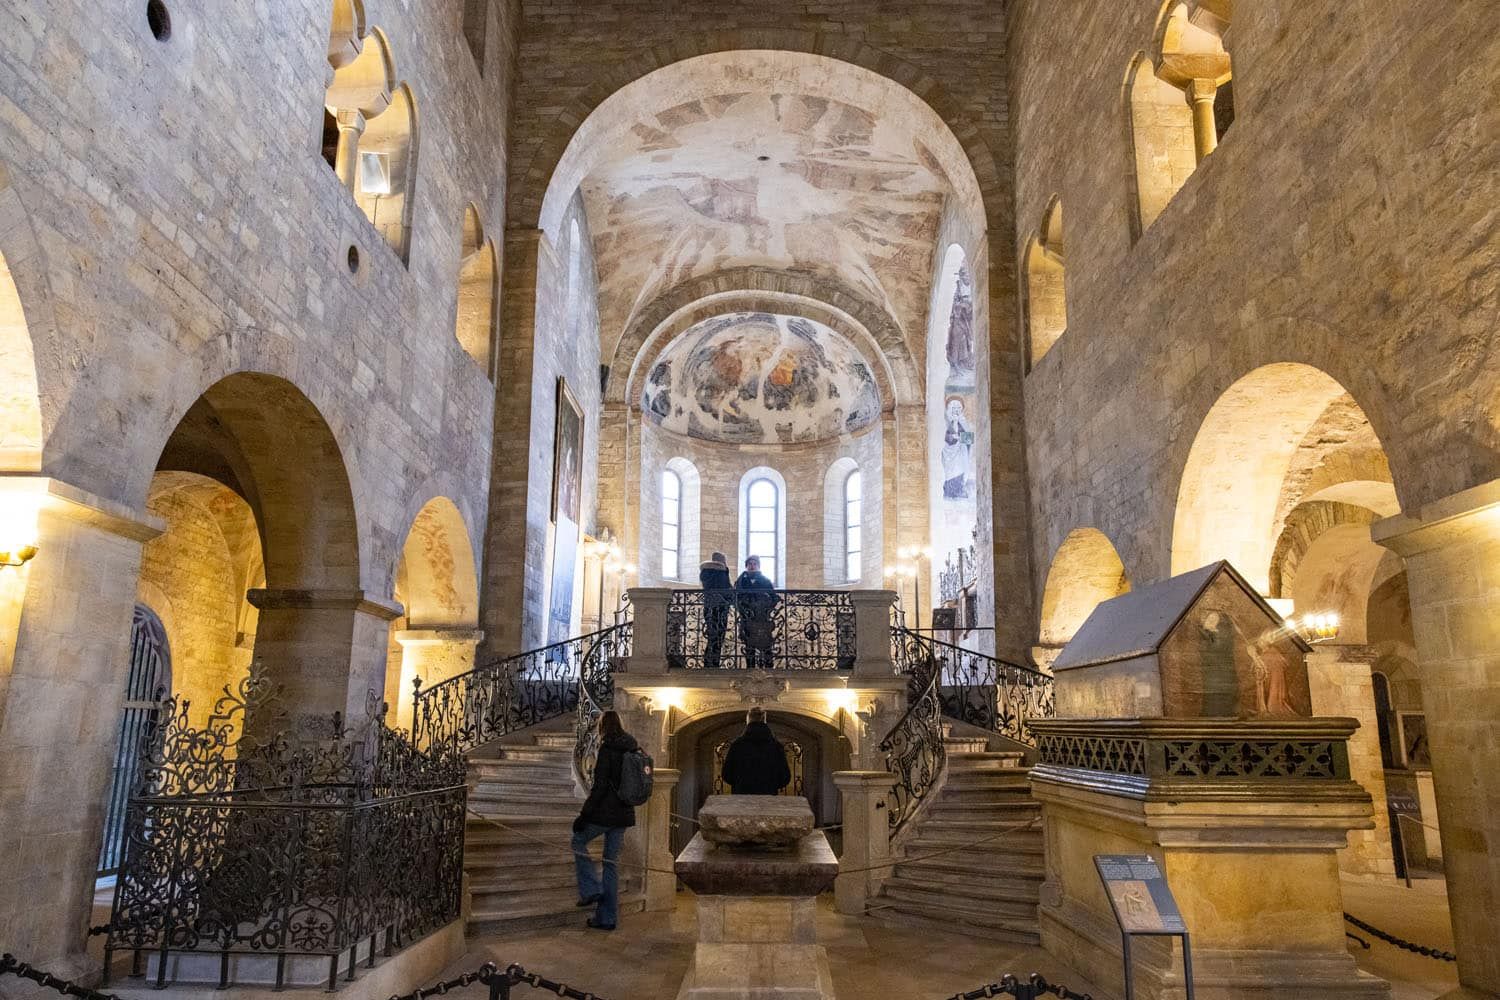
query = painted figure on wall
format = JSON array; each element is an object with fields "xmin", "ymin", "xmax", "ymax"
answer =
[
  {"xmin": 941, "ymin": 396, "xmax": 975, "ymax": 499},
  {"xmin": 548, "ymin": 380, "xmax": 585, "ymax": 649},
  {"xmin": 929, "ymin": 255, "xmax": 979, "ymax": 596}
]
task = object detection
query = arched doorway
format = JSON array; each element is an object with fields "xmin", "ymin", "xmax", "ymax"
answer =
[
  {"xmin": 670, "ymin": 708, "xmax": 850, "ymax": 856},
  {"xmin": 97, "ymin": 605, "xmax": 171, "ymax": 878},
  {"xmin": 1036, "ymin": 527, "xmax": 1131, "ymax": 669}
]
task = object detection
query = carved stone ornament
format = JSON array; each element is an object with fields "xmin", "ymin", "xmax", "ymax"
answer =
[{"xmin": 730, "ymin": 670, "xmax": 791, "ymax": 704}]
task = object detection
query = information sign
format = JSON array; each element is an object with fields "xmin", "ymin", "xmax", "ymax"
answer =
[{"xmin": 1094, "ymin": 855, "xmax": 1194, "ymax": 1000}]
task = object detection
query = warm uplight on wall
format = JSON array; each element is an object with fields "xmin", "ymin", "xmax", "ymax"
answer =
[
  {"xmin": 1294, "ymin": 612, "xmax": 1342, "ymax": 643},
  {"xmin": 823, "ymin": 686, "xmax": 859, "ymax": 714},
  {"xmin": 652, "ymin": 687, "xmax": 687, "ymax": 711},
  {"xmin": 0, "ymin": 485, "xmax": 42, "ymax": 568}
]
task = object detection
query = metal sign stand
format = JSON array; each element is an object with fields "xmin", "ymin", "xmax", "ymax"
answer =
[{"xmin": 1093, "ymin": 855, "xmax": 1195, "ymax": 1000}]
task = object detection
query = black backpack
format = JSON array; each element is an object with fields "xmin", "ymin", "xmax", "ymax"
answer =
[{"xmin": 615, "ymin": 747, "xmax": 655, "ymax": 806}]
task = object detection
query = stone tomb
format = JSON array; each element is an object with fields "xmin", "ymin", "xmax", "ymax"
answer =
[
  {"xmin": 674, "ymin": 795, "xmax": 840, "ymax": 1000},
  {"xmin": 1031, "ymin": 561, "xmax": 1389, "ymax": 1000}
]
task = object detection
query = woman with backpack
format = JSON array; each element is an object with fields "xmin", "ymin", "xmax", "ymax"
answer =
[{"xmin": 571, "ymin": 710, "xmax": 644, "ymax": 930}]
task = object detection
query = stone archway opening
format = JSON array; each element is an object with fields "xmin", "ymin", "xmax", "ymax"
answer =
[{"xmin": 1037, "ymin": 528, "xmax": 1131, "ymax": 670}]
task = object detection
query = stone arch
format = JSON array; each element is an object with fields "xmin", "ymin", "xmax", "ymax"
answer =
[
  {"xmin": 357, "ymin": 79, "xmax": 419, "ymax": 263},
  {"xmin": 455, "ymin": 204, "xmax": 498, "ymax": 376},
  {"xmin": 520, "ymin": 43, "xmax": 998, "ymax": 238},
  {"xmin": 1038, "ymin": 528, "xmax": 1131, "ymax": 650},
  {"xmin": 325, "ymin": 0, "xmax": 367, "ymax": 70},
  {"xmin": 1023, "ymin": 197, "xmax": 1067, "ymax": 370},
  {"xmin": 612, "ymin": 272, "xmax": 912, "ymax": 411},
  {"xmin": 1171, "ymin": 362, "xmax": 1394, "ymax": 594},
  {"xmin": 1123, "ymin": 50, "xmax": 1196, "ymax": 238},
  {"xmin": 0, "ymin": 171, "xmax": 51, "ymax": 472},
  {"xmin": 1153, "ymin": 1, "xmax": 1235, "ymax": 159}
]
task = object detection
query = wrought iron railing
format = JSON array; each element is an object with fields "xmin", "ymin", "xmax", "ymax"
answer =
[
  {"xmin": 573, "ymin": 623, "xmax": 631, "ymax": 786},
  {"xmin": 919, "ymin": 632, "xmax": 1053, "ymax": 747},
  {"xmin": 666, "ymin": 589, "xmax": 855, "ymax": 670},
  {"xmin": 880, "ymin": 628, "xmax": 947, "ymax": 832},
  {"xmin": 104, "ymin": 671, "xmax": 466, "ymax": 989},
  {"xmin": 412, "ymin": 625, "xmax": 632, "ymax": 755}
]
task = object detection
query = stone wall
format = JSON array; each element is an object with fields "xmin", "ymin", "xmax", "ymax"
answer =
[{"xmin": 637, "ymin": 423, "xmax": 885, "ymax": 592}]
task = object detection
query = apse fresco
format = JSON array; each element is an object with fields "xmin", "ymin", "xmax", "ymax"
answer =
[
  {"xmin": 643, "ymin": 312, "xmax": 881, "ymax": 444},
  {"xmin": 582, "ymin": 92, "xmax": 947, "ymax": 351}
]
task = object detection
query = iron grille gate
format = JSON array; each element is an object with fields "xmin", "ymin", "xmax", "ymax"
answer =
[{"xmin": 97, "ymin": 605, "xmax": 170, "ymax": 878}]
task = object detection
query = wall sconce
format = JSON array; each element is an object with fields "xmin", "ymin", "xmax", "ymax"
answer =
[
  {"xmin": 1294, "ymin": 612, "xmax": 1341, "ymax": 643},
  {"xmin": 0, "ymin": 485, "xmax": 42, "ymax": 568}
]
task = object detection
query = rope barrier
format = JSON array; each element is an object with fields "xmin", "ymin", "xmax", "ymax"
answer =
[{"xmin": 1342, "ymin": 913, "xmax": 1456, "ymax": 962}]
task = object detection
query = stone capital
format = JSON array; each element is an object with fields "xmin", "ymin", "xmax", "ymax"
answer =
[
  {"xmin": 334, "ymin": 107, "xmax": 367, "ymax": 134},
  {"xmin": 1185, "ymin": 76, "xmax": 1219, "ymax": 103},
  {"xmin": 247, "ymin": 587, "xmax": 404, "ymax": 621},
  {"xmin": 2, "ymin": 473, "xmax": 166, "ymax": 543},
  {"xmin": 1372, "ymin": 478, "xmax": 1500, "ymax": 558}
]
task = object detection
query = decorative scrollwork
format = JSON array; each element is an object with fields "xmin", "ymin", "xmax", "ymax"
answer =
[
  {"xmin": 666, "ymin": 590, "xmax": 855, "ymax": 670},
  {"xmin": 1036, "ymin": 734, "xmax": 1148, "ymax": 775},
  {"xmin": 104, "ymin": 667, "xmax": 465, "ymax": 984},
  {"xmin": 1161, "ymin": 739, "xmax": 1340, "ymax": 779},
  {"xmin": 880, "ymin": 628, "xmax": 947, "ymax": 832},
  {"xmin": 573, "ymin": 623, "xmax": 631, "ymax": 787}
]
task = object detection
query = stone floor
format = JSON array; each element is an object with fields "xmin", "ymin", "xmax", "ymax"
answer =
[{"xmin": 1340, "ymin": 876, "xmax": 1458, "ymax": 1000}]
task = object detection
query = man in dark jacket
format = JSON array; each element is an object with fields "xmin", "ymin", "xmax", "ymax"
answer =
[
  {"xmin": 572, "ymin": 711, "xmax": 637, "ymax": 930},
  {"xmin": 700, "ymin": 551, "xmax": 732, "ymax": 669},
  {"xmin": 721, "ymin": 707, "xmax": 792, "ymax": 795},
  {"xmin": 734, "ymin": 556, "xmax": 779, "ymax": 669}
]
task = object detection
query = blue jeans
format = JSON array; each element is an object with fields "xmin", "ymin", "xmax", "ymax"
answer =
[{"xmin": 571, "ymin": 823, "xmax": 625, "ymax": 926}]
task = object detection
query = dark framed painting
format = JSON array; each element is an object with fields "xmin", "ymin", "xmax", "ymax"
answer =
[{"xmin": 551, "ymin": 378, "xmax": 583, "ymax": 525}]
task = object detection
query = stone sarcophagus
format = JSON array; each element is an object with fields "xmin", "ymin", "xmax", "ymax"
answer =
[{"xmin": 1030, "ymin": 561, "xmax": 1388, "ymax": 1000}]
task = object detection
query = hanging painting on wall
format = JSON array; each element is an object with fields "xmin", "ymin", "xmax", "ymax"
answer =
[{"xmin": 548, "ymin": 379, "xmax": 584, "ymax": 649}]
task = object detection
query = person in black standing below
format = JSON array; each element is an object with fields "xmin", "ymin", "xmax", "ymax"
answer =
[
  {"xmin": 721, "ymin": 707, "xmax": 792, "ymax": 795},
  {"xmin": 572, "ymin": 710, "xmax": 637, "ymax": 930},
  {"xmin": 699, "ymin": 551, "xmax": 733, "ymax": 669},
  {"xmin": 734, "ymin": 555, "xmax": 779, "ymax": 669}
]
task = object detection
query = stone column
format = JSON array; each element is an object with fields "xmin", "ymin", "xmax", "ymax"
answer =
[
  {"xmin": 393, "ymin": 627, "xmax": 482, "ymax": 731},
  {"xmin": 1186, "ymin": 79, "xmax": 1219, "ymax": 160},
  {"xmin": 1306, "ymin": 645, "xmax": 1395, "ymax": 879},
  {"xmin": 246, "ymin": 588, "xmax": 402, "ymax": 730},
  {"xmin": 0, "ymin": 476, "xmax": 162, "ymax": 977},
  {"xmin": 332, "ymin": 109, "xmax": 366, "ymax": 190},
  {"xmin": 643, "ymin": 767, "xmax": 680, "ymax": 911},
  {"xmin": 1372, "ymin": 479, "xmax": 1500, "ymax": 998},
  {"xmin": 849, "ymin": 589, "xmax": 896, "ymax": 677},
  {"xmin": 832, "ymin": 770, "xmax": 897, "ymax": 914},
  {"xmin": 624, "ymin": 586, "xmax": 672, "ymax": 674}
]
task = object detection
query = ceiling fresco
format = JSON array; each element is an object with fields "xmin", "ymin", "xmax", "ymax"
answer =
[
  {"xmin": 581, "ymin": 91, "xmax": 949, "ymax": 355},
  {"xmin": 642, "ymin": 312, "xmax": 882, "ymax": 445}
]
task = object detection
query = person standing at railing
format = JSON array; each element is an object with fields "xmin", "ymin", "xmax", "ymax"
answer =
[
  {"xmin": 721, "ymin": 706, "xmax": 792, "ymax": 795},
  {"xmin": 699, "ymin": 551, "xmax": 733, "ymax": 669},
  {"xmin": 571, "ymin": 710, "xmax": 638, "ymax": 931},
  {"xmin": 734, "ymin": 555, "xmax": 779, "ymax": 669}
]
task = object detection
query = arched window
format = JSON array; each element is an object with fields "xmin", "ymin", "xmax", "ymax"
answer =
[
  {"xmin": 843, "ymin": 470, "xmax": 862, "ymax": 582},
  {"xmin": 1125, "ymin": 53, "xmax": 1197, "ymax": 237},
  {"xmin": 661, "ymin": 468, "xmax": 682, "ymax": 580},
  {"xmin": 744, "ymin": 476, "xmax": 781, "ymax": 585},
  {"xmin": 1024, "ymin": 197, "xmax": 1067, "ymax": 370},
  {"xmin": 99, "ymin": 605, "xmax": 172, "ymax": 877},
  {"xmin": 1154, "ymin": 1, "xmax": 1234, "ymax": 162},
  {"xmin": 455, "ymin": 204, "xmax": 497, "ymax": 377}
]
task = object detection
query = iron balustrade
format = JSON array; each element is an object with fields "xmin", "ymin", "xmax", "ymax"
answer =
[
  {"xmin": 104, "ymin": 671, "xmax": 466, "ymax": 990},
  {"xmin": 413, "ymin": 624, "xmax": 632, "ymax": 755},
  {"xmin": 573, "ymin": 624, "xmax": 631, "ymax": 786},
  {"xmin": 881, "ymin": 628, "xmax": 947, "ymax": 832},
  {"xmin": 666, "ymin": 589, "xmax": 856, "ymax": 670}
]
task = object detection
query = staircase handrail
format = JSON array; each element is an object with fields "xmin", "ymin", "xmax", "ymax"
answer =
[
  {"xmin": 412, "ymin": 622, "xmax": 632, "ymax": 754},
  {"xmin": 572, "ymin": 622, "xmax": 631, "ymax": 785},
  {"xmin": 879, "ymin": 626, "xmax": 948, "ymax": 833},
  {"xmin": 898, "ymin": 628, "xmax": 1053, "ymax": 748}
]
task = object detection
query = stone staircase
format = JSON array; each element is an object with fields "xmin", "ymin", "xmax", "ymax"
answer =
[
  {"xmin": 871, "ymin": 731, "xmax": 1044, "ymax": 944},
  {"xmin": 463, "ymin": 730, "xmax": 642, "ymax": 933}
]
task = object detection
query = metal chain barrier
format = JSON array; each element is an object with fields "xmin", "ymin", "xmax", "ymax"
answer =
[
  {"xmin": 0, "ymin": 954, "xmax": 121, "ymax": 1000},
  {"xmin": 1343, "ymin": 913, "xmax": 1457, "ymax": 962},
  {"xmin": 939, "ymin": 973, "xmax": 1093, "ymax": 1000}
]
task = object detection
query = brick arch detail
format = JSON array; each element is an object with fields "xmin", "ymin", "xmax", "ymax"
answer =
[{"xmin": 1267, "ymin": 500, "xmax": 1380, "ymax": 601}]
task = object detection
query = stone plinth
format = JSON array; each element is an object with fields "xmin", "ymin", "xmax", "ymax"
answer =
[
  {"xmin": 674, "ymin": 831, "xmax": 840, "ymax": 1000},
  {"xmin": 697, "ymin": 794, "xmax": 813, "ymax": 849},
  {"xmin": 1029, "ymin": 718, "xmax": 1390, "ymax": 1000}
]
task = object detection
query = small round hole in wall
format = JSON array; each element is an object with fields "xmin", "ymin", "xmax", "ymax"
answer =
[
  {"xmin": 756, "ymin": 155, "xmax": 770, "ymax": 162},
  {"xmin": 346, "ymin": 245, "xmax": 361, "ymax": 274},
  {"xmin": 146, "ymin": 0, "xmax": 171, "ymax": 41}
]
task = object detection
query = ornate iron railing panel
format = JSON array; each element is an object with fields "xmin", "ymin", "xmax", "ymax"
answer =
[
  {"xmin": 880, "ymin": 628, "xmax": 947, "ymax": 832},
  {"xmin": 665, "ymin": 589, "xmax": 855, "ymax": 670},
  {"xmin": 573, "ymin": 623, "xmax": 631, "ymax": 786},
  {"xmin": 1030, "ymin": 719, "xmax": 1356, "ymax": 782},
  {"xmin": 413, "ymin": 625, "xmax": 632, "ymax": 755},
  {"xmin": 913, "ymin": 632, "xmax": 1053, "ymax": 748},
  {"xmin": 104, "ymin": 671, "xmax": 466, "ymax": 988}
]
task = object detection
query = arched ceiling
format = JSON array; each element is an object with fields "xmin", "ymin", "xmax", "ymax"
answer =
[
  {"xmin": 642, "ymin": 311, "xmax": 881, "ymax": 445},
  {"xmin": 563, "ymin": 51, "xmax": 978, "ymax": 367}
]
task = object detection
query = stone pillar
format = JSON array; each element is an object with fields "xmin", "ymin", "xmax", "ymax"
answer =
[
  {"xmin": 849, "ymin": 589, "xmax": 896, "ymax": 677},
  {"xmin": 332, "ymin": 109, "xmax": 366, "ymax": 190},
  {"xmin": 1372, "ymin": 480, "xmax": 1500, "ymax": 998},
  {"xmin": 832, "ymin": 770, "xmax": 897, "ymax": 914},
  {"xmin": 1186, "ymin": 79, "xmax": 1219, "ymax": 160},
  {"xmin": 624, "ymin": 586, "xmax": 671, "ymax": 674},
  {"xmin": 1306, "ymin": 645, "xmax": 1395, "ymax": 879},
  {"xmin": 643, "ymin": 767, "xmax": 680, "ymax": 911},
  {"xmin": 393, "ymin": 627, "xmax": 482, "ymax": 731},
  {"xmin": 246, "ymin": 588, "xmax": 402, "ymax": 729},
  {"xmin": 0, "ymin": 476, "xmax": 162, "ymax": 977}
]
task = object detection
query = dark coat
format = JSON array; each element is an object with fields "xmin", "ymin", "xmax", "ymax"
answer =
[
  {"xmin": 577, "ymin": 731, "xmax": 640, "ymax": 829},
  {"xmin": 721, "ymin": 722, "xmax": 792, "ymax": 795},
  {"xmin": 700, "ymin": 561, "xmax": 732, "ymax": 605},
  {"xmin": 734, "ymin": 570, "xmax": 776, "ymax": 594}
]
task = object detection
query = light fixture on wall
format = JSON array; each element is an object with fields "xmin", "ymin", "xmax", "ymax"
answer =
[
  {"xmin": 1292, "ymin": 612, "xmax": 1341, "ymax": 643},
  {"xmin": 0, "ymin": 484, "xmax": 42, "ymax": 569}
]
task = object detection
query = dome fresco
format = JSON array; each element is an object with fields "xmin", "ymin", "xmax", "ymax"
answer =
[{"xmin": 642, "ymin": 312, "xmax": 882, "ymax": 444}]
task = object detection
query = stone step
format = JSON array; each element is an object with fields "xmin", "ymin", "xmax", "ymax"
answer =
[
  {"xmin": 903, "ymin": 838, "xmax": 1044, "ymax": 868},
  {"xmin": 925, "ymin": 801, "xmax": 1042, "ymax": 821},
  {"xmin": 533, "ymin": 733, "xmax": 580, "ymax": 749},
  {"xmin": 465, "ymin": 854, "xmax": 578, "ymax": 878},
  {"xmin": 941, "ymin": 736, "xmax": 991, "ymax": 754},
  {"xmin": 906, "ymin": 823, "xmax": 1043, "ymax": 845},
  {"xmin": 467, "ymin": 758, "xmax": 576, "ymax": 782},
  {"xmin": 881, "ymin": 879, "xmax": 1039, "ymax": 921},
  {"xmin": 469, "ymin": 778, "xmax": 579, "ymax": 800},
  {"xmin": 467, "ymin": 891, "xmax": 645, "ymax": 935},
  {"xmin": 490, "ymin": 745, "xmax": 574, "ymax": 764},
  {"xmin": 933, "ymin": 782, "xmax": 1036, "ymax": 802},
  {"xmin": 469, "ymin": 879, "xmax": 586, "ymax": 908},
  {"xmin": 870, "ymin": 898, "xmax": 1042, "ymax": 946},
  {"xmin": 465, "ymin": 817, "xmax": 575, "ymax": 848},
  {"xmin": 892, "ymin": 858, "xmax": 1044, "ymax": 895},
  {"xmin": 945, "ymin": 751, "xmax": 1025, "ymax": 769}
]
